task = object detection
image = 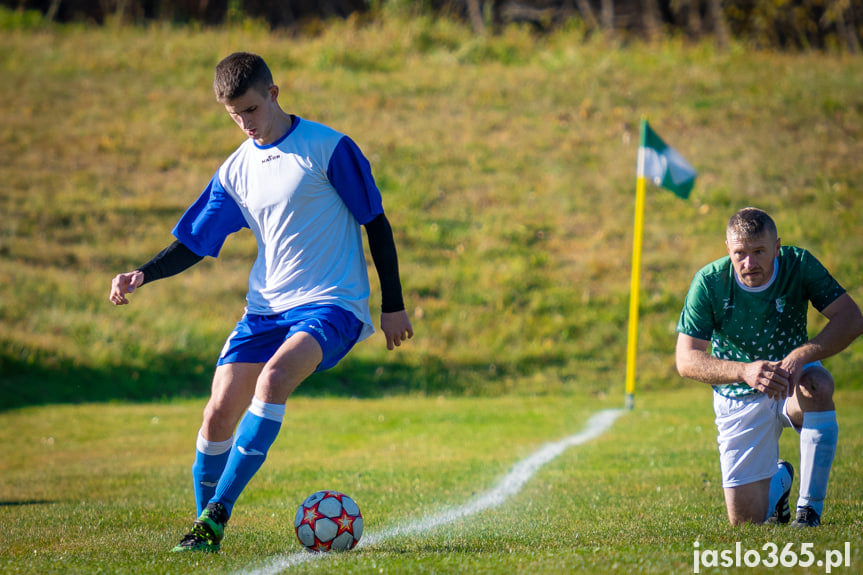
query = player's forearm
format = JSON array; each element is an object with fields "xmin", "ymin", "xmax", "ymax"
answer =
[
  {"xmin": 137, "ymin": 240, "xmax": 204, "ymax": 285},
  {"xmin": 676, "ymin": 348, "xmax": 747, "ymax": 385},
  {"xmin": 792, "ymin": 312, "xmax": 863, "ymax": 365},
  {"xmin": 784, "ymin": 294, "xmax": 863, "ymax": 366},
  {"xmin": 364, "ymin": 214, "xmax": 406, "ymax": 313}
]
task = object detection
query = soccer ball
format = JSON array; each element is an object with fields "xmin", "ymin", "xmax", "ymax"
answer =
[{"xmin": 294, "ymin": 490, "xmax": 363, "ymax": 552}]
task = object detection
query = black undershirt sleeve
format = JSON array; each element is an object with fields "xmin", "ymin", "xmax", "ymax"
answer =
[
  {"xmin": 137, "ymin": 240, "xmax": 204, "ymax": 286},
  {"xmin": 364, "ymin": 213, "xmax": 406, "ymax": 314}
]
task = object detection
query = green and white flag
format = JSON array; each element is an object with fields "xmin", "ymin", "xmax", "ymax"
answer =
[
  {"xmin": 627, "ymin": 118, "xmax": 697, "ymax": 410},
  {"xmin": 637, "ymin": 118, "xmax": 697, "ymax": 199}
]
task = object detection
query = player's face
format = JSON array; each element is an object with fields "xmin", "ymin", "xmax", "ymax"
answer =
[
  {"xmin": 223, "ymin": 85, "xmax": 280, "ymax": 145},
  {"xmin": 725, "ymin": 231, "xmax": 780, "ymax": 288}
]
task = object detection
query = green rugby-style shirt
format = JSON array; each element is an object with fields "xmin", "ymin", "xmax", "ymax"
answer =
[{"xmin": 677, "ymin": 246, "xmax": 845, "ymax": 398}]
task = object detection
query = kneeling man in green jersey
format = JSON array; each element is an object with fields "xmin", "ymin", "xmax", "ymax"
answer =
[{"xmin": 676, "ymin": 207, "xmax": 863, "ymax": 527}]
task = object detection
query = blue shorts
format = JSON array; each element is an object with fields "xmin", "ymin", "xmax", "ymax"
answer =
[{"xmin": 217, "ymin": 304, "xmax": 363, "ymax": 372}]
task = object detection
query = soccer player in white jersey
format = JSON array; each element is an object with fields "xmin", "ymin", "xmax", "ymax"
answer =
[
  {"xmin": 676, "ymin": 207, "xmax": 863, "ymax": 527},
  {"xmin": 109, "ymin": 52, "xmax": 413, "ymax": 552}
]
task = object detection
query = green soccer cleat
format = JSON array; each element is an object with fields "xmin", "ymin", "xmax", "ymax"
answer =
[{"xmin": 171, "ymin": 502, "xmax": 229, "ymax": 553}]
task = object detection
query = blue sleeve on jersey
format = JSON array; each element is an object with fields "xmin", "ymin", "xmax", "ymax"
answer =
[
  {"xmin": 327, "ymin": 136, "xmax": 385, "ymax": 225},
  {"xmin": 172, "ymin": 175, "xmax": 248, "ymax": 258}
]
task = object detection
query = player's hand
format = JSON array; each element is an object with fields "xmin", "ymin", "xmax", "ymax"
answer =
[
  {"xmin": 742, "ymin": 360, "xmax": 791, "ymax": 400},
  {"xmin": 778, "ymin": 351, "xmax": 810, "ymax": 391},
  {"xmin": 109, "ymin": 271, "xmax": 145, "ymax": 306},
  {"xmin": 381, "ymin": 310, "xmax": 413, "ymax": 351}
]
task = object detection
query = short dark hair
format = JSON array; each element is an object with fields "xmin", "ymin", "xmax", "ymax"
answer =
[
  {"xmin": 727, "ymin": 207, "xmax": 777, "ymax": 240},
  {"xmin": 213, "ymin": 52, "xmax": 273, "ymax": 102}
]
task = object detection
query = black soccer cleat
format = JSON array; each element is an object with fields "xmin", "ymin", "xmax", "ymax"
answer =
[
  {"xmin": 765, "ymin": 460, "xmax": 794, "ymax": 525},
  {"xmin": 790, "ymin": 505, "xmax": 821, "ymax": 528}
]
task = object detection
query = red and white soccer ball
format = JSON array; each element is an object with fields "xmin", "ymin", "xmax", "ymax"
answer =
[{"xmin": 294, "ymin": 490, "xmax": 363, "ymax": 552}]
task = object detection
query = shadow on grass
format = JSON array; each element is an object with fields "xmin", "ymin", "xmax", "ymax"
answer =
[
  {"xmin": 0, "ymin": 348, "xmax": 216, "ymax": 412},
  {"xmin": 0, "ymin": 347, "xmax": 586, "ymax": 412}
]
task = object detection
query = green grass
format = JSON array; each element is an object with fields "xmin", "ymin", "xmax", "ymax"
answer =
[
  {"xmin": 1, "ymin": 388, "xmax": 861, "ymax": 573},
  {"xmin": 1, "ymin": 13, "xmax": 863, "ymax": 574}
]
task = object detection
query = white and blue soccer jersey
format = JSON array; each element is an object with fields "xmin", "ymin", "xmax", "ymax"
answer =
[{"xmin": 172, "ymin": 116, "xmax": 384, "ymax": 343}]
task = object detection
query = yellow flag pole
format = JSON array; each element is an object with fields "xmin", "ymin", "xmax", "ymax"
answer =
[{"xmin": 625, "ymin": 118, "xmax": 649, "ymax": 410}]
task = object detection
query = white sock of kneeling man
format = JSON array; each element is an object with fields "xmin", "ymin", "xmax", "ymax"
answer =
[
  {"xmin": 796, "ymin": 410, "xmax": 838, "ymax": 517},
  {"xmin": 210, "ymin": 397, "xmax": 285, "ymax": 519},
  {"xmin": 765, "ymin": 460, "xmax": 793, "ymax": 521}
]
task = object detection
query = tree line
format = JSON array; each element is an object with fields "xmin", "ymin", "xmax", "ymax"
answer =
[{"xmin": 3, "ymin": 0, "xmax": 860, "ymax": 51}]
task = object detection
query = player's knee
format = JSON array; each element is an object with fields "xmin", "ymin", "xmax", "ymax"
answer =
[
  {"xmin": 257, "ymin": 364, "xmax": 305, "ymax": 400},
  {"xmin": 797, "ymin": 368, "xmax": 835, "ymax": 409},
  {"xmin": 201, "ymin": 399, "xmax": 239, "ymax": 438},
  {"xmin": 202, "ymin": 401, "xmax": 220, "ymax": 425},
  {"xmin": 726, "ymin": 507, "xmax": 764, "ymax": 526},
  {"xmin": 257, "ymin": 365, "xmax": 285, "ymax": 395}
]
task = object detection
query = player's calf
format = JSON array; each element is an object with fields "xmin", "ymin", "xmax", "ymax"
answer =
[{"xmin": 723, "ymin": 477, "xmax": 771, "ymax": 526}]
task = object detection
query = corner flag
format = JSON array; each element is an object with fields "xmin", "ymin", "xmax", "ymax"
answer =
[
  {"xmin": 639, "ymin": 119, "xmax": 697, "ymax": 199},
  {"xmin": 625, "ymin": 118, "xmax": 696, "ymax": 410}
]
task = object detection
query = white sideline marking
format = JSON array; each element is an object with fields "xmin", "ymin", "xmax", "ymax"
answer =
[{"xmin": 237, "ymin": 408, "xmax": 623, "ymax": 574}]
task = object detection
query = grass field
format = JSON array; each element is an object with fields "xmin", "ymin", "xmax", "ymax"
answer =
[
  {"xmin": 2, "ymin": 387, "xmax": 862, "ymax": 574},
  {"xmin": 1, "ymin": 9, "xmax": 863, "ymax": 574}
]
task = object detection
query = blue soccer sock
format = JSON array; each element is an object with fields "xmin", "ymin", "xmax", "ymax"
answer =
[
  {"xmin": 192, "ymin": 431, "xmax": 234, "ymax": 516},
  {"xmin": 211, "ymin": 397, "xmax": 285, "ymax": 518},
  {"xmin": 796, "ymin": 410, "xmax": 838, "ymax": 517}
]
